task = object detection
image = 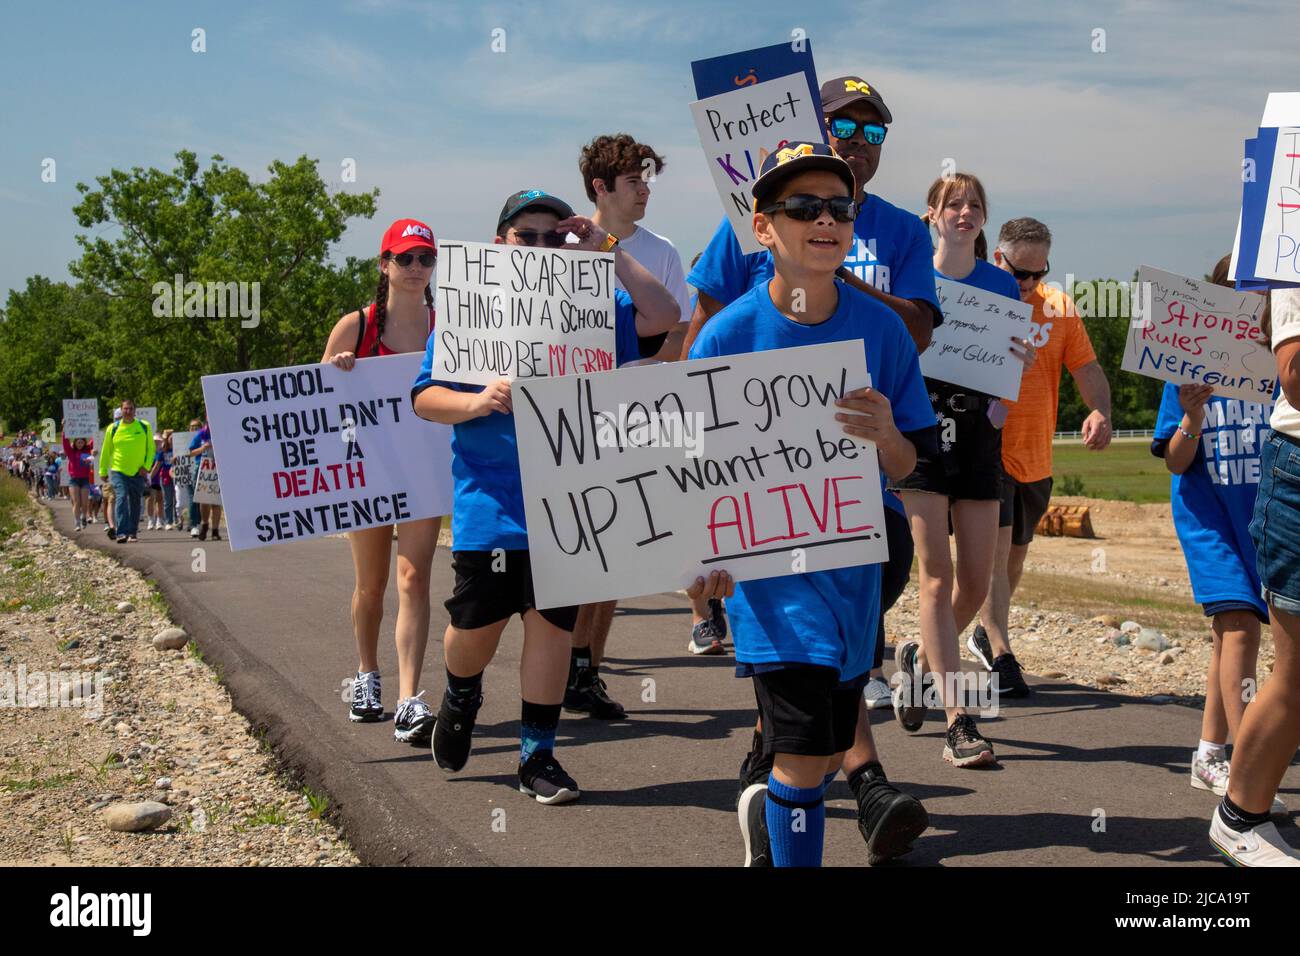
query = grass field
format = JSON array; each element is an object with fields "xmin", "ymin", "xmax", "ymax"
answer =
[{"xmin": 1050, "ymin": 439, "xmax": 1169, "ymax": 503}]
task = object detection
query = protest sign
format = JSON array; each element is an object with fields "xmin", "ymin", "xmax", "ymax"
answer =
[
  {"xmin": 62, "ymin": 399, "xmax": 99, "ymax": 439},
  {"xmin": 430, "ymin": 240, "xmax": 619, "ymax": 386},
  {"xmin": 135, "ymin": 407, "xmax": 157, "ymax": 434},
  {"xmin": 1245, "ymin": 127, "xmax": 1300, "ymax": 284},
  {"xmin": 199, "ymin": 354, "xmax": 454, "ymax": 551},
  {"xmin": 1121, "ymin": 266, "xmax": 1275, "ymax": 402},
  {"xmin": 192, "ymin": 456, "xmax": 222, "ymax": 506},
  {"xmin": 921, "ymin": 279, "xmax": 1033, "ymax": 400},
  {"xmin": 690, "ymin": 73, "xmax": 828, "ymax": 255},
  {"xmin": 691, "ymin": 40, "xmax": 824, "ymax": 111},
  {"xmin": 171, "ymin": 430, "xmax": 196, "ymax": 459},
  {"xmin": 58, "ymin": 459, "xmax": 69, "ymax": 487},
  {"xmin": 513, "ymin": 342, "xmax": 888, "ymax": 608}
]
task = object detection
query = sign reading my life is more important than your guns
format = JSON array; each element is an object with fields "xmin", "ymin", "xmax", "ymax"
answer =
[
  {"xmin": 199, "ymin": 354, "xmax": 454, "ymax": 550},
  {"xmin": 691, "ymin": 71, "xmax": 828, "ymax": 256},
  {"xmin": 513, "ymin": 341, "xmax": 889, "ymax": 609},
  {"xmin": 923, "ymin": 279, "xmax": 1033, "ymax": 401},
  {"xmin": 431, "ymin": 240, "xmax": 619, "ymax": 386},
  {"xmin": 1122, "ymin": 265, "xmax": 1276, "ymax": 402}
]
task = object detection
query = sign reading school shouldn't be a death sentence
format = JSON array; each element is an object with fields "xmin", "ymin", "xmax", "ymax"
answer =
[
  {"xmin": 513, "ymin": 342, "xmax": 889, "ymax": 609},
  {"xmin": 431, "ymin": 240, "xmax": 619, "ymax": 386},
  {"xmin": 690, "ymin": 72, "xmax": 828, "ymax": 256},
  {"xmin": 199, "ymin": 354, "xmax": 454, "ymax": 551},
  {"xmin": 1122, "ymin": 266, "xmax": 1275, "ymax": 402},
  {"xmin": 922, "ymin": 280, "xmax": 1033, "ymax": 401}
]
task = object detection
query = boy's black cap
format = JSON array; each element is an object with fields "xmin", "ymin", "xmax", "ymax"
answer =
[
  {"xmin": 497, "ymin": 189, "xmax": 574, "ymax": 228},
  {"xmin": 752, "ymin": 142, "xmax": 856, "ymax": 206},
  {"xmin": 819, "ymin": 76, "xmax": 893, "ymax": 125}
]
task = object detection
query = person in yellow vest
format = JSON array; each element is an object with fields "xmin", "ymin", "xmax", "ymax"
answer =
[{"xmin": 98, "ymin": 399, "xmax": 154, "ymax": 543}]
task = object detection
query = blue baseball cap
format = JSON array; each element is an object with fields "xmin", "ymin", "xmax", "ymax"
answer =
[
  {"xmin": 751, "ymin": 141, "xmax": 855, "ymax": 206},
  {"xmin": 497, "ymin": 189, "xmax": 574, "ymax": 228}
]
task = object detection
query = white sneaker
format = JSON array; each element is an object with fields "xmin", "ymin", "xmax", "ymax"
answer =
[
  {"xmin": 190, "ymin": 526, "xmax": 200, "ymax": 538},
  {"xmin": 863, "ymin": 676, "xmax": 892, "ymax": 710},
  {"xmin": 1192, "ymin": 753, "xmax": 1288, "ymax": 815},
  {"xmin": 164, "ymin": 523, "xmax": 174, "ymax": 530},
  {"xmin": 1210, "ymin": 807, "xmax": 1300, "ymax": 866}
]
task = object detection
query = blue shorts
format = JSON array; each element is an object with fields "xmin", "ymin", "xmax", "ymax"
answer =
[
  {"xmin": 69, "ymin": 476, "xmax": 90, "ymax": 488},
  {"xmin": 1250, "ymin": 430, "xmax": 1300, "ymax": 616}
]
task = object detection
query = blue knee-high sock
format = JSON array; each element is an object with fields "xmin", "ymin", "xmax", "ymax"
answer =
[
  {"xmin": 766, "ymin": 773, "xmax": 826, "ymax": 867},
  {"xmin": 520, "ymin": 699, "xmax": 560, "ymax": 765}
]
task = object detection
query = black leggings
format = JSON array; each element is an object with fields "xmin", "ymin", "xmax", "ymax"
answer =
[{"xmin": 873, "ymin": 505, "xmax": 914, "ymax": 671}]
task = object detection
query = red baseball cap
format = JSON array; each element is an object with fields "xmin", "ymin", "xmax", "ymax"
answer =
[{"xmin": 381, "ymin": 218, "xmax": 437, "ymax": 257}]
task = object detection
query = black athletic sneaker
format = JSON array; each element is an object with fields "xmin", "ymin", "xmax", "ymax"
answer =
[
  {"xmin": 393, "ymin": 690, "xmax": 435, "ymax": 745},
  {"xmin": 432, "ymin": 688, "xmax": 482, "ymax": 772},
  {"xmin": 737, "ymin": 782, "xmax": 771, "ymax": 867},
  {"xmin": 991, "ymin": 652, "xmax": 1032, "ymax": 698},
  {"xmin": 943, "ymin": 714, "xmax": 996, "ymax": 768},
  {"xmin": 851, "ymin": 764, "xmax": 929, "ymax": 865},
  {"xmin": 518, "ymin": 750, "xmax": 580, "ymax": 804},
  {"xmin": 892, "ymin": 640, "xmax": 927, "ymax": 733},
  {"xmin": 735, "ymin": 730, "xmax": 773, "ymax": 809},
  {"xmin": 967, "ymin": 624, "xmax": 995, "ymax": 671},
  {"xmin": 563, "ymin": 668, "xmax": 626, "ymax": 719},
  {"xmin": 349, "ymin": 670, "xmax": 383, "ymax": 723}
]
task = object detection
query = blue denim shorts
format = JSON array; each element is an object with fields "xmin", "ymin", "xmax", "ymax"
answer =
[{"xmin": 1250, "ymin": 429, "xmax": 1300, "ymax": 616}]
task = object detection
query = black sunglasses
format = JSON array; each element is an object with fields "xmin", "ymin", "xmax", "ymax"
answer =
[
  {"xmin": 385, "ymin": 251, "xmax": 436, "ymax": 268},
  {"xmin": 761, "ymin": 194, "xmax": 859, "ymax": 223},
  {"xmin": 827, "ymin": 117, "xmax": 887, "ymax": 145},
  {"xmin": 511, "ymin": 228, "xmax": 567, "ymax": 248},
  {"xmin": 1001, "ymin": 252, "xmax": 1049, "ymax": 281}
]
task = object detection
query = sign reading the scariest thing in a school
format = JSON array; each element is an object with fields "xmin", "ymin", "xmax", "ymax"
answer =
[
  {"xmin": 199, "ymin": 355, "xmax": 454, "ymax": 550},
  {"xmin": 513, "ymin": 342, "xmax": 889, "ymax": 608},
  {"xmin": 431, "ymin": 240, "xmax": 619, "ymax": 386}
]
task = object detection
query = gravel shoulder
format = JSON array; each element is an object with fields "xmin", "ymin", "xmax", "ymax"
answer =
[{"xmin": 0, "ymin": 491, "xmax": 358, "ymax": 867}]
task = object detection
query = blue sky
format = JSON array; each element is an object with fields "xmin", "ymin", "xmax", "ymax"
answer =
[{"xmin": 0, "ymin": 0, "xmax": 1293, "ymax": 302}]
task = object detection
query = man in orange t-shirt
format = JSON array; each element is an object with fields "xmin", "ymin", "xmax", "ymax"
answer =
[{"xmin": 967, "ymin": 218, "xmax": 1112, "ymax": 695}]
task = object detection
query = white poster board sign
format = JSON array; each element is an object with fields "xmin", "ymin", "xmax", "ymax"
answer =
[
  {"xmin": 135, "ymin": 407, "xmax": 157, "ymax": 434},
  {"xmin": 431, "ymin": 240, "xmax": 617, "ymax": 385},
  {"xmin": 921, "ymin": 279, "xmax": 1033, "ymax": 400},
  {"xmin": 199, "ymin": 354, "xmax": 454, "ymax": 550},
  {"xmin": 192, "ymin": 456, "xmax": 222, "ymax": 506},
  {"xmin": 1122, "ymin": 266, "xmax": 1275, "ymax": 402},
  {"xmin": 62, "ymin": 399, "xmax": 99, "ymax": 439},
  {"xmin": 514, "ymin": 342, "xmax": 887, "ymax": 608},
  {"xmin": 171, "ymin": 430, "xmax": 196, "ymax": 459},
  {"xmin": 1252, "ymin": 127, "xmax": 1300, "ymax": 283},
  {"xmin": 58, "ymin": 460, "xmax": 69, "ymax": 487},
  {"xmin": 690, "ymin": 72, "xmax": 827, "ymax": 255}
]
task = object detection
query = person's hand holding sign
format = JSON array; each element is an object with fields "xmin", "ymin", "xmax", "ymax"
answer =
[
  {"xmin": 1009, "ymin": 335, "xmax": 1037, "ymax": 371},
  {"xmin": 558, "ymin": 215, "xmax": 610, "ymax": 252},
  {"xmin": 473, "ymin": 377, "xmax": 513, "ymax": 417},
  {"xmin": 686, "ymin": 569, "xmax": 735, "ymax": 603},
  {"xmin": 329, "ymin": 351, "xmax": 357, "ymax": 371},
  {"xmin": 834, "ymin": 386, "xmax": 916, "ymax": 481},
  {"xmin": 1178, "ymin": 382, "xmax": 1214, "ymax": 417}
]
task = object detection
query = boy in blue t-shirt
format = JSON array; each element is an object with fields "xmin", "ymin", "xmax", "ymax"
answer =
[
  {"xmin": 689, "ymin": 142, "xmax": 935, "ymax": 866},
  {"xmin": 412, "ymin": 189, "xmax": 678, "ymax": 805}
]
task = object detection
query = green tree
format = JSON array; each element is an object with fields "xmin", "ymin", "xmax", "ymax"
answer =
[{"xmin": 69, "ymin": 150, "xmax": 378, "ymax": 425}]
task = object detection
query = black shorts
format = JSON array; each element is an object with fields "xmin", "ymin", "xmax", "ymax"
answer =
[
  {"xmin": 890, "ymin": 382, "xmax": 1003, "ymax": 500},
  {"xmin": 752, "ymin": 667, "xmax": 862, "ymax": 757},
  {"xmin": 445, "ymin": 550, "xmax": 579, "ymax": 632},
  {"xmin": 998, "ymin": 474, "xmax": 1054, "ymax": 546}
]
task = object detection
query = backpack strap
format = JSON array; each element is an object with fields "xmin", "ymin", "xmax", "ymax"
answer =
[{"xmin": 353, "ymin": 304, "xmax": 370, "ymax": 356}]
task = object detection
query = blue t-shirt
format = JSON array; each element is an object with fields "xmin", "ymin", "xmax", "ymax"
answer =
[
  {"xmin": 688, "ymin": 280, "xmax": 934, "ymax": 680},
  {"xmin": 413, "ymin": 289, "xmax": 644, "ymax": 552},
  {"xmin": 1153, "ymin": 384, "xmax": 1277, "ymax": 617},
  {"xmin": 687, "ymin": 195, "xmax": 942, "ymax": 319}
]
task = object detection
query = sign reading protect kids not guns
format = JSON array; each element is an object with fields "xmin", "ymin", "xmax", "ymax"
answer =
[
  {"xmin": 514, "ymin": 342, "xmax": 888, "ymax": 609},
  {"xmin": 431, "ymin": 240, "xmax": 619, "ymax": 386},
  {"xmin": 690, "ymin": 72, "xmax": 827, "ymax": 255},
  {"xmin": 1121, "ymin": 266, "xmax": 1276, "ymax": 402},
  {"xmin": 198, "ymin": 354, "xmax": 454, "ymax": 551}
]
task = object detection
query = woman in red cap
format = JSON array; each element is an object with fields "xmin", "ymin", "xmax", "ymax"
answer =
[{"xmin": 321, "ymin": 218, "xmax": 441, "ymax": 745}]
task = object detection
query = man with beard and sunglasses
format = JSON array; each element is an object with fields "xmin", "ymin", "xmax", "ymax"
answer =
[
  {"xmin": 964, "ymin": 217, "xmax": 1112, "ymax": 696},
  {"xmin": 683, "ymin": 75, "xmax": 940, "ymax": 866},
  {"xmin": 412, "ymin": 189, "xmax": 677, "ymax": 804}
]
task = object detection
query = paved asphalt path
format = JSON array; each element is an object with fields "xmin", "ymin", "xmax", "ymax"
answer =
[{"xmin": 47, "ymin": 502, "xmax": 1300, "ymax": 866}]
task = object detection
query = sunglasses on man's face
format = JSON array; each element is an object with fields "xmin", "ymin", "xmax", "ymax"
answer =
[
  {"xmin": 761, "ymin": 194, "xmax": 859, "ymax": 223},
  {"xmin": 386, "ymin": 251, "xmax": 436, "ymax": 268},
  {"xmin": 827, "ymin": 117, "xmax": 887, "ymax": 145},
  {"xmin": 511, "ymin": 229, "xmax": 567, "ymax": 247},
  {"xmin": 1002, "ymin": 253, "xmax": 1050, "ymax": 281}
]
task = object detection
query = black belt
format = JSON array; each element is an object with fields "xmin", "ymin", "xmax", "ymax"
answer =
[{"xmin": 944, "ymin": 392, "xmax": 986, "ymax": 414}]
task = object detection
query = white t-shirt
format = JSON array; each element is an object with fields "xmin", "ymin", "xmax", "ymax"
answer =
[
  {"xmin": 1270, "ymin": 288, "xmax": 1300, "ymax": 438},
  {"xmin": 615, "ymin": 225, "xmax": 693, "ymax": 329}
]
